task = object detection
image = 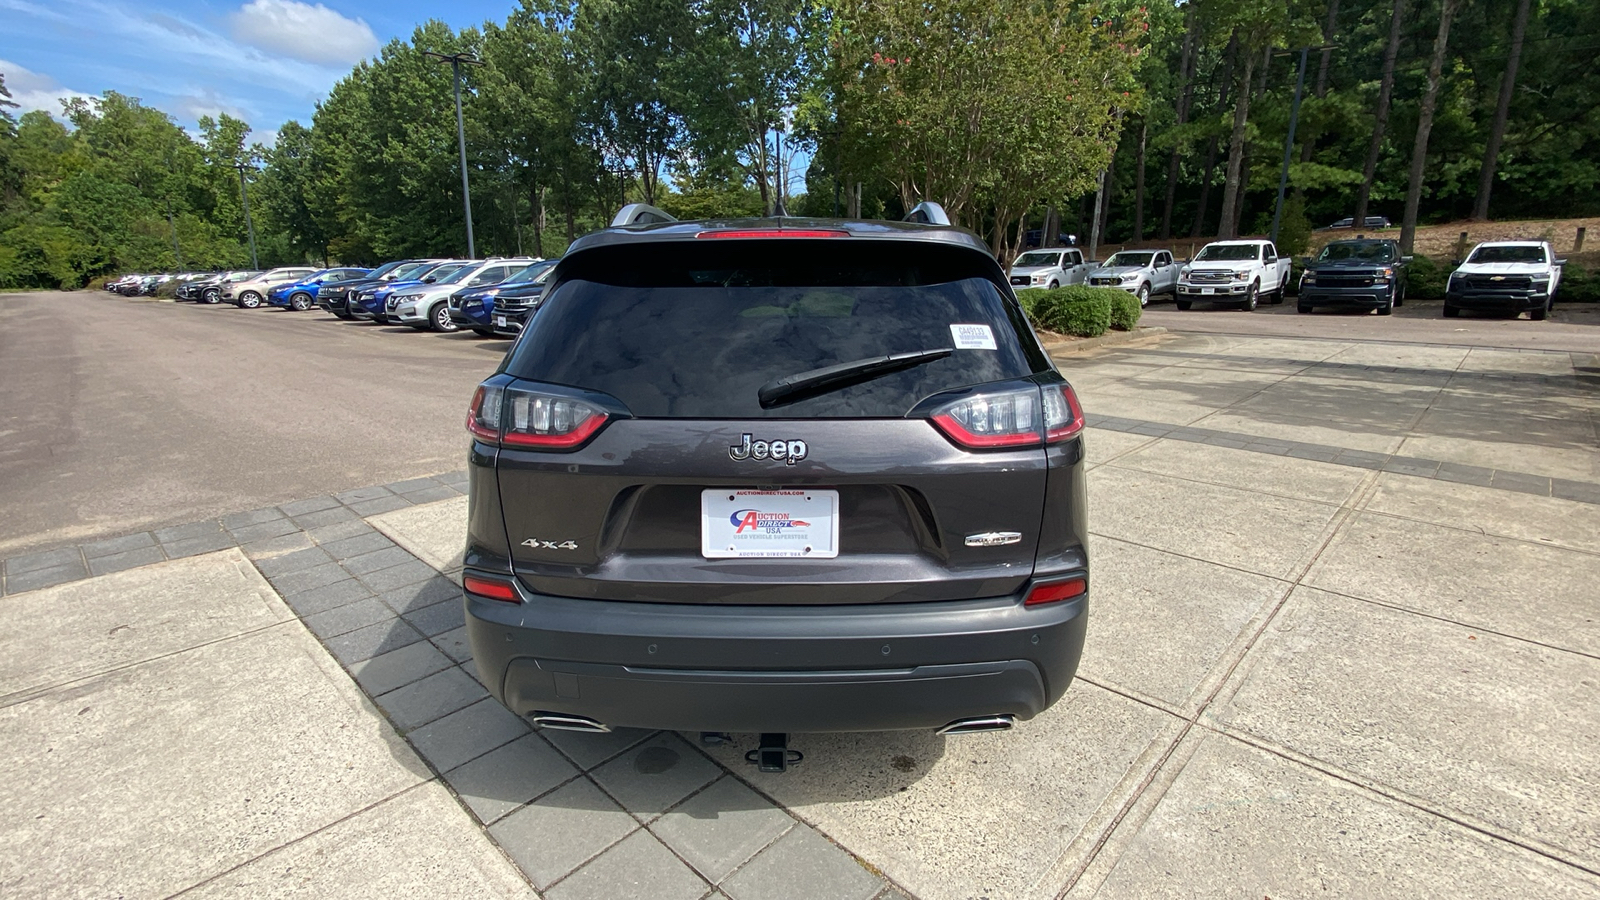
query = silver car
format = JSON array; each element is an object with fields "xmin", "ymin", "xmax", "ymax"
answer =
[
  {"xmin": 1085, "ymin": 250, "xmax": 1179, "ymax": 306},
  {"xmin": 1008, "ymin": 247, "xmax": 1090, "ymax": 290}
]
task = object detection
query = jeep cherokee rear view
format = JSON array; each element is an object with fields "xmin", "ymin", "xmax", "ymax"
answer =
[{"xmin": 462, "ymin": 205, "xmax": 1090, "ymax": 737}]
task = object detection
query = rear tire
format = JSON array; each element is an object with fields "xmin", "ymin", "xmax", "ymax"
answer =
[
  {"xmin": 1442, "ymin": 304, "xmax": 1460, "ymax": 318},
  {"xmin": 1270, "ymin": 282, "xmax": 1284, "ymax": 304},
  {"xmin": 1175, "ymin": 300, "xmax": 1192, "ymax": 311},
  {"xmin": 238, "ymin": 291, "xmax": 262, "ymax": 309}
]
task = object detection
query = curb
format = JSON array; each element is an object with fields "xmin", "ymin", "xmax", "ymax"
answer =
[{"xmin": 1043, "ymin": 325, "xmax": 1168, "ymax": 356}]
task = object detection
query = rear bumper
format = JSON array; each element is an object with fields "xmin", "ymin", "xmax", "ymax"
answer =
[{"xmin": 466, "ymin": 582, "xmax": 1087, "ymax": 734}]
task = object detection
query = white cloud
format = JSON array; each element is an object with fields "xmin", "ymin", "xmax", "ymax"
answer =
[
  {"xmin": 0, "ymin": 58, "xmax": 94, "ymax": 117},
  {"xmin": 231, "ymin": 0, "xmax": 378, "ymax": 67}
]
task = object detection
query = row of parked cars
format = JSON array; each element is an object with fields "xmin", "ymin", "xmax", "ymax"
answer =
[
  {"xmin": 1007, "ymin": 238, "xmax": 1569, "ymax": 320},
  {"xmin": 105, "ymin": 256, "xmax": 560, "ymax": 336}
]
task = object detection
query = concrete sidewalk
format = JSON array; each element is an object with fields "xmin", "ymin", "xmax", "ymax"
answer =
[
  {"xmin": 0, "ymin": 547, "xmax": 531, "ymax": 899},
  {"xmin": 2, "ymin": 332, "xmax": 1598, "ymax": 899}
]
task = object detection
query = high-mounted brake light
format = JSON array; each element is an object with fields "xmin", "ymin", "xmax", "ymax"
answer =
[
  {"xmin": 696, "ymin": 229, "xmax": 850, "ymax": 240},
  {"xmin": 1025, "ymin": 578, "xmax": 1086, "ymax": 607},
  {"xmin": 464, "ymin": 575, "xmax": 518, "ymax": 603},
  {"xmin": 467, "ymin": 383, "xmax": 610, "ymax": 450}
]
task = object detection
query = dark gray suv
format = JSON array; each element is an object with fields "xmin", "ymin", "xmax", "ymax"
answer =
[{"xmin": 462, "ymin": 204, "xmax": 1090, "ymax": 744}]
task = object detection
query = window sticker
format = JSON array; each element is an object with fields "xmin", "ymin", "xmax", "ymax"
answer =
[{"xmin": 949, "ymin": 323, "xmax": 997, "ymax": 350}]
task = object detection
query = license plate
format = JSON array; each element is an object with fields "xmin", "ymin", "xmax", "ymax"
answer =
[
  {"xmin": 496, "ymin": 315, "xmax": 507, "ymax": 327},
  {"xmin": 701, "ymin": 489, "xmax": 839, "ymax": 559},
  {"xmin": 1201, "ymin": 287, "xmax": 1215, "ymax": 295}
]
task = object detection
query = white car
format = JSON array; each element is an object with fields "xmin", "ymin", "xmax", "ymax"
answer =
[
  {"xmin": 1008, "ymin": 247, "xmax": 1090, "ymax": 290},
  {"xmin": 223, "ymin": 267, "xmax": 318, "ymax": 308},
  {"xmin": 1176, "ymin": 240, "xmax": 1292, "ymax": 310},
  {"xmin": 1085, "ymin": 250, "xmax": 1180, "ymax": 306},
  {"xmin": 1445, "ymin": 241, "xmax": 1563, "ymax": 320},
  {"xmin": 387, "ymin": 258, "xmax": 538, "ymax": 332}
]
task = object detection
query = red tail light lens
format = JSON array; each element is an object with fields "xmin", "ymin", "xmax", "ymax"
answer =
[
  {"xmin": 1043, "ymin": 384, "xmax": 1086, "ymax": 443},
  {"xmin": 464, "ymin": 575, "xmax": 518, "ymax": 603},
  {"xmin": 466, "ymin": 383, "xmax": 610, "ymax": 450},
  {"xmin": 1025, "ymin": 578, "xmax": 1086, "ymax": 606},
  {"xmin": 929, "ymin": 387, "xmax": 1043, "ymax": 449}
]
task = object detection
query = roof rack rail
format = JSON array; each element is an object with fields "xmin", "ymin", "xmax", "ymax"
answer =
[
  {"xmin": 904, "ymin": 201, "xmax": 951, "ymax": 226},
  {"xmin": 611, "ymin": 204, "xmax": 678, "ymax": 228}
]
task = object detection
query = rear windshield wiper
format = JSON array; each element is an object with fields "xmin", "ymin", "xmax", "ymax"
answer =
[{"xmin": 758, "ymin": 348, "xmax": 953, "ymax": 409}]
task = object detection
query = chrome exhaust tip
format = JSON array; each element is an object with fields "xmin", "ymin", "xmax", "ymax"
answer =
[
  {"xmin": 531, "ymin": 713, "xmax": 612, "ymax": 733},
  {"xmin": 936, "ymin": 715, "xmax": 1016, "ymax": 736}
]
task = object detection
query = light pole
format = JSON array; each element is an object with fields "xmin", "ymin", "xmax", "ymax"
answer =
[
  {"xmin": 1270, "ymin": 46, "xmax": 1325, "ymax": 245},
  {"xmin": 424, "ymin": 50, "xmax": 484, "ymax": 257},
  {"xmin": 230, "ymin": 162, "xmax": 259, "ymax": 269}
]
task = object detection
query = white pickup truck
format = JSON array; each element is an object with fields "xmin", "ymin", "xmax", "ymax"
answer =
[
  {"xmin": 1176, "ymin": 240, "xmax": 1293, "ymax": 311},
  {"xmin": 1445, "ymin": 241, "xmax": 1564, "ymax": 320}
]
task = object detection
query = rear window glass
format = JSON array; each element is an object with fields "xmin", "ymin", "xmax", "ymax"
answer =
[{"xmin": 505, "ymin": 241, "xmax": 1043, "ymax": 418}]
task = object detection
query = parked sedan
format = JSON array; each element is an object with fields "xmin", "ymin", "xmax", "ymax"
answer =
[
  {"xmin": 267, "ymin": 267, "xmax": 371, "ymax": 311},
  {"xmin": 1085, "ymin": 250, "xmax": 1179, "ymax": 306},
  {"xmin": 448, "ymin": 259, "xmax": 556, "ymax": 335}
]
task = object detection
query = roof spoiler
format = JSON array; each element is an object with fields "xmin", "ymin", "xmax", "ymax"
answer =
[
  {"xmin": 904, "ymin": 201, "xmax": 951, "ymax": 226},
  {"xmin": 611, "ymin": 204, "xmax": 678, "ymax": 228}
]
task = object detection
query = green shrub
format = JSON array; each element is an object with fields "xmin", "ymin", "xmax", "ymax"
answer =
[
  {"xmin": 154, "ymin": 279, "xmax": 182, "ymax": 298},
  {"xmin": 1016, "ymin": 285, "xmax": 1122, "ymax": 337},
  {"xmin": 1406, "ymin": 254, "xmax": 1448, "ymax": 300},
  {"xmin": 85, "ymin": 275, "xmax": 110, "ymax": 291},
  {"xmin": 1014, "ymin": 287, "xmax": 1052, "ymax": 322},
  {"xmin": 1106, "ymin": 291, "xmax": 1142, "ymax": 330},
  {"xmin": 1557, "ymin": 262, "xmax": 1599, "ymax": 303}
]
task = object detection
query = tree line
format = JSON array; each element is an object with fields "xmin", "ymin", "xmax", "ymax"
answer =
[{"xmin": 1, "ymin": 0, "xmax": 1596, "ymax": 289}]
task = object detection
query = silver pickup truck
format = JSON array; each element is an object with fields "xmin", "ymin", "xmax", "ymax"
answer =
[{"xmin": 1085, "ymin": 250, "xmax": 1180, "ymax": 306}]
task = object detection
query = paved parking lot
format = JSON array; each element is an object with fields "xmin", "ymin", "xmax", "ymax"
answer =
[{"xmin": 2, "ymin": 292, "xmax": 1599, "ymax": 898}]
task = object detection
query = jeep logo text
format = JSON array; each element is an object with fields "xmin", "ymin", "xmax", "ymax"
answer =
[{"xmin": 729, "ymin": 434, "xmax": 808, "ymax": 465}]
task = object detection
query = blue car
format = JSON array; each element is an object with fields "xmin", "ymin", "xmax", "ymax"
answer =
[
  {"xmin": 447, "ymin": 259, "xmax": 557, "ymax": 335},
  {"xmin": 351, "ymin": 261, "xmax": 472, "ymax": 324},
  {"xmin": 268, "ymin": 268, "xmax": 371, "ymax": 311}
]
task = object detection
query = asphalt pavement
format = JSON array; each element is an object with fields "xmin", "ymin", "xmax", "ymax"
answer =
[{"xmin": 0, "ymin": 291, "xmax": 506, "ymax": 557}]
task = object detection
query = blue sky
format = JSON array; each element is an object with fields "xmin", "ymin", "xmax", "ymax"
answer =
[{"xmin": 1, "ymin": 0, "xmax": 510, "ymax": 145}]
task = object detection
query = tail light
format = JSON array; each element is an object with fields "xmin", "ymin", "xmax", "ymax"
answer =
[
  {"xmin": 1025, "ymin": 577, "xmax": 1086, "ymax": 606},
  {"xmin": 929, "ymin": 383, "xmax": 1085, "ymax": 449},
  {"xmin": 467, "ymin": 383, "xmax": 610, "ymax": 450},
  {"xmin": 464, "ymin": 575, "xmax": 518, "ymax": 603}
]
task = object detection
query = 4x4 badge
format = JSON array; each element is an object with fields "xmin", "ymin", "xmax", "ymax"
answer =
[
  {"xmin": 729, "ymin": 434, "xmax": 808, "ymax": 466},
  {"xmin": 522, "ymin": 538, "xmax": 578, "ymax": 550}
]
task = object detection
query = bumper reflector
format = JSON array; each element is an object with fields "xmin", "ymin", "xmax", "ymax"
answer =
[
  {"xmin": 1025, "ymin": 578, "xmax": 1086, "ymax": 607},
  {"xmin": 464, "ymin": 575, "xmax": 518, "ymax": 603}
]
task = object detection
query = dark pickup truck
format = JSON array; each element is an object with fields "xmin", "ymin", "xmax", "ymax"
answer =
[{"xmin": 1297, "ymin": 239, "xmax": 1409, "ymax": 315}]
